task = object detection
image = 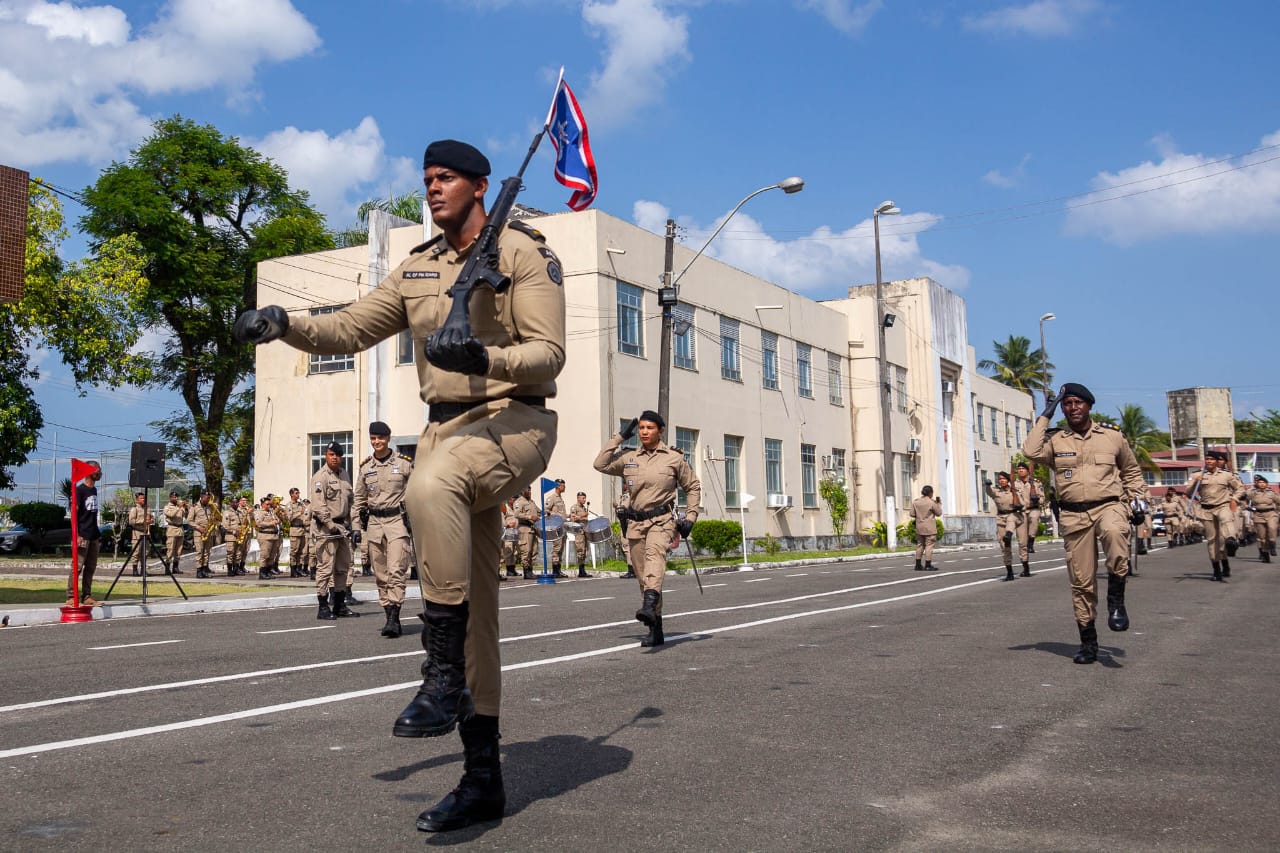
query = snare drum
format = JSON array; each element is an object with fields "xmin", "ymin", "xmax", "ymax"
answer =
[
  {"xmin": 536, "ymin": 515, "xmax": 565, "ymax": 542},
  {"xmin": 583, "ymin": 517, "xmax": 613, "ymax": 544}
]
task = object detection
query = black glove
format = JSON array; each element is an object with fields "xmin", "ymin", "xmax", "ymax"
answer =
[
  {"xmin": 424, "ymin": 333, "xmax": 490, "ymax": 375},
  {"xmin": 232, "ymin": 306, "xmax": 289, "ymax": 344},
  {"xmin": 352, "ymin": 529, "xmax": 363, "ymax": 545},
  {"xmin": 620, "ymin": 417, "xmax": 639, "ymax": 440},
  {"xmin": 983, "ymin": 478, "xmax": 993, "ymax": 487},
  {"xmin": 1039, "ymin": 387, "xmax": 1060, "ymax": 420},
  {"xmin": 1131, "ymin": 509, "xmax": 1145, "ymax": 526},
  {"xmin": 677, "ymin": 518, "xmax": 695, "ymax": 538}
]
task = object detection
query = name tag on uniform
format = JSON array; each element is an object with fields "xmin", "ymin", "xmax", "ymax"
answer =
[
  {"xmin": 1055, "ymin": 452, "xmax": 1076, "ymax": 458},
  {"xmin": 623, "ymin": 462, "xmax": 639, "ymax": 469},
  {"xmin": 391, "ymin": 467, "xmax": 401, "ymax": 474},
  {"xmin": 404, "ymin": 271, "xmax": 440, "ymax": 279}
]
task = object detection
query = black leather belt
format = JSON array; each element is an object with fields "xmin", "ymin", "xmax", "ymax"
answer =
[
  {"xmin": 996, "ymin": 509, "xmax": 1018, "ymax": 516},
  {"xmin": 1058, "ymin": 498, "xmax": 1119, "ymax": 513},
  {"xmin": 428, "ymin": 395, "xmax": 547, "ymax": 424},
  {"xmin": 618, "ymin": 503, "xmax": 674, "ymax": 522},
  {"xmin": 258, "ymin": 527, "xmax": 278, "ymax": 534},
  {"xmin": 1200, "ymin": 502, "xmax": 1225, "ymax": 510},
  {"xmin": 368, "ymin": 506, "xmax": 402, "ymax": 518}
]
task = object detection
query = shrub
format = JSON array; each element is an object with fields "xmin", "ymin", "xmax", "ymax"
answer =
[
  {"xmin": 8, "ymin": 501, "xmax": 68, "ymax": 532},
  {"xmin": 690, "ymin": 519, "xmax": 742, "ymax": 558},
  {"xmin": 759, "ymin": 532, "xmax": 782, "ymax": 556},
  {"xmin": 819, "ymin": 477, "xmax": 849, "ymax": 533},
  {"xmin": 865, "ymin": 520, "xmax": 887, "ymax": 547}
]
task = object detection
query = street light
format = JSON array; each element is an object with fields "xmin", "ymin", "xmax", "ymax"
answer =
[
  {"xmin": 1039, "ymin": 312, "xmax": 1055, "ymax": 406},
  {"xmin": 656, "ymin": 178, "xmax": 805, "ymax": 427},
  {"xmin": 874, "ymin": 200, "xmax": 901, "ymax": 549}
]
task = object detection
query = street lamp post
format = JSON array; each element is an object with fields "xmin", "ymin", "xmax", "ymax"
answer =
[
  {"xmin": 657, "ymin": 177, "xmax": 805, "ymax": 428},
  {"xmin": 874, "ymin": 200, "xmax": 900, "ymax": 549},
  {"xmin": 1038, "ymin": 312, "xmax": 1055, "ymax": 406}
]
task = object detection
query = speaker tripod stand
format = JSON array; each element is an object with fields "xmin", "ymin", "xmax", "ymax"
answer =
[{"xmin": 103, "ymin": 487, "xmax": 188, "ymax": 604}]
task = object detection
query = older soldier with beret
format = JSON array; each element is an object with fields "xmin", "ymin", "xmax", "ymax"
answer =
[
  {"xmin": 594, "ymin": 410, "xmax": 701, "ymax": 648},
  {"xmin": 1247, "ymin": 475, "xmax": 1279, "ymax": 562},
  {"xmin": 354, "ymin": 420, "xmax": 415, "ymax": 637},
  {"xmin": 1187, "ymin": 450, "xmax": 1246, "ymax": 581},
  {"xmin": 234, "ymin": 139, "xmax": 564, "ymax": 833},
  {"xmin": 1023, "ymin": 382, "xmax": 1147, "ymax": 665}
]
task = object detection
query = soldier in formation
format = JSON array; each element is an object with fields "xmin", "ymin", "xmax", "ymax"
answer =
[
  {"xmin": 309, "ymin": 443, "xmax": 359, "ymax": 619},
  {"xmin": 500, "ymin": 498, "xmax": 520, "ymax": 579},
  {"xmin": 285, "ymin": 487, "xmax": 309, "ymax": 577},
  {"xmin": 567, "ymin": 490, "xmax": 592, "ymax": 578},
  {"xmin": 1245, "ymin": 474, "xmax": 1278, "ymax": 563},
  {"xmin": 911, "ymin": 485, "xmax": 942, "ymax": 571},
  {"xmin": 190, "ymin": 491, "xmax": 219, "ymax": 578},
  {"xmin": 1186, "ymin": 450, "xmax": 1245, "ymax": 581},
  {"xmin": 253, "ymin": 495, "xmax": 286, "ymax": 579},
  {"xmin": 222, "ymin": 496, "xmax": 251, "ymax": 577},
  {"xmin": 123, "ymin": 492, "xmax": 153, "ymax": 576},
  {"xmin": 354, "ymin": 421, "xmax": 415, "ymax": 637},
  {"xmin": 984, "ymin": 472, "xmax": 1024, "ymax": 581},
  {"xmin": 512, "ymin": 486, "xmax": 539, "ymax": 579},
  {"xmin": 163, "ymin": 491, "xmax": 187, "ymax": 575},
  {"xmin": 1014, "ymin": 462, "xmax": 1041, "ymax": 558},
  {"xmin": 543, "ymin": 478, "xmax": 569, "ymax": 578}
]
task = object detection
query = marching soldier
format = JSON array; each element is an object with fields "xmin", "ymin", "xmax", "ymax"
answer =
[
  {"xmin": 1246, "ymin": 475, "xmax": 1278, "ymax": 563},
  {"xmin": 984, "ymin": 473, "xmax": 1023, "ymax": 581},
  {"xmin": 304, "ymin": 499, "xmax": 318, "ymax": 579},
  {"xmin": 189, "ymin": 491, "xmax": 219, "ymax": 578},
  {"xmin": 1186, "ymin": 450, "xmax": 1245, "ymax": 581},
  {"xmin": 1023, "ymin": 383, "xmax": 1147, "ymax": 665},
  {"xmin": 285, "ymin": 487, "xmax": 309, "ymax": 577},
  {"xmin": 252, "ymin": 495, "xmax": 286, "ymax": 579},
  {"xmin": 545, "ymin": 478, "xmax": 569, "ymax": 578},
  {"xmin": 1163, "ymin": 489, "xmax": 1184, "ymax": 546},
  {"xmin": 911, "ymin": 485, "xmax": 942, "ymax": 571},
  {"xmin": 500, "ymin": 498, "xmax": 519, "ymax": 579},
  {"xmin": 123, "ymin": 492, "xmax": 153, "ymax": 576},
  {"xmin": 512, "ymin": 486, "xmax": 539, "ymax": 580},
  {"xmin": 594, "ymin": 410, "xmax": 701, "ymax": 648},
  {"xmin": 568, "ymin": 490, "xmax": 592, "ymax": 578},
  {"xmin": 354, "ymin": 421, "xmax": 415, "ymax": 638},
  {"xmin": 162, "ymin": 491, "xmax": 188, "ymax": 575},
  {"xmin": 234, "ymin": 138, "xmax": 565, "ymax": 832},
  {"xmin": 1014, "ymin": 461, "xmax": 1042, "ymax": 557},
  {"xmin": 614, "ymin": 489, "xmax": 636, "ymax": 578},
  {"xmin": 310, "ymin": 443, "xmax": 358, "ymax": 619}
]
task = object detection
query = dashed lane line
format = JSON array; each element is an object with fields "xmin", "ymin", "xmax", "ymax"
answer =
[{"xmin": 89, "ymin": 640, "xmax": 184, "ymax": 651}]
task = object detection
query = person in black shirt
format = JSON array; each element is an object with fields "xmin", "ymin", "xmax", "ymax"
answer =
[{"xmin": 68, "ymin": 462, "xmax": 103, "ymax": 607}]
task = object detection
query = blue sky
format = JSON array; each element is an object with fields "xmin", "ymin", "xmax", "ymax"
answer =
[{"xmin": 3, "ymin": 0, "xmax": 1278, "ymax": 491}]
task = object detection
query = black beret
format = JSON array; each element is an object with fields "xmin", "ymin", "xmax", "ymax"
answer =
[
  {"xmin": 1255, "ymin": 475, "xmax": 1269, "ymax": 483},
  {"xmin": 325, "ymin": 442, "xmax": 345, "ymax": 457},
  {"xmin": 638, "ymin": 409, "xmax": 665, "ymax": 429},
  {"xmin": 369, "ymin": 421, "xmax": 391, "ymax": 437},
  {"xmin": 423, "ymin": 139, "xmax": 491, "ymax": 176},
  {"xmin": 555, "ymin": 478, "xmax": 565, "ymax": 484},
  {"xmin": 1210, "ymin": 450, "xmax": 1229, "ymax": 462},
  {"xmin": 1015, "ymin": 461, "xmax": 1029, "ymax": 470},
  {"xmin": 169, "ymin": 490, "xmax": 179, "ymax": 497},
  {"xmin": 1059, "ymin": 382, "xmax": 1095, "ymax": 405}
]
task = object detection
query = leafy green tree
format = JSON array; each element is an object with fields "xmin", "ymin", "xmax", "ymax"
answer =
[
  {"xmin": 819, "ymin": 477, "xmax": 849, "ymax": 534},
  {"xmin": 8, "ymin": 501, "xmax": 67, "ymax": 531},
  {"xmin": 81, "ymin": 116, "xmax": 333, "ymax": 501},
  {"xmin": 978, "ymin": 335, "xmax": 1054, "ymax": 397},
  {"xmin": 1237, "ymin": 410, "xmax": 1280, "ymax": 443}
]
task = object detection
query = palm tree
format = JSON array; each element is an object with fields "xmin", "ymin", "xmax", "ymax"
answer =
[
  {"xmin": 1116, "ymin": 403, "xmax": 1169, "ymax": 471},
  {"xmin": 978, "ymin": 335, "xmax": 1054, "ymax": 396},
  {"xmin": 333, "ymin": 190, "xmax": 425, "ymax": 247}
]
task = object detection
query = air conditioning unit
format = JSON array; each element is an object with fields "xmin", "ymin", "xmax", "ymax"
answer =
[
  {"xmin": 766, "ymin": 494, "xmax": 794, "ymax": 509},
  {"xmin": 941, "ymin": 380, "xmax": 957, "ymax": 394},
  {"xmin": 907, "ymin": 438, "xmax": 921, "ymax": 453}
]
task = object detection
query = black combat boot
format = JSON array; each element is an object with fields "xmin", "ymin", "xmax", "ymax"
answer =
[
  {"xmin": 317, "ymin": 593, "xmax": 336, "ymax": 621},
  {"xmin": 331, "ymin": 588, "xmax": 359, "ymax": 617},
  {"xmin": 381, "ymin": 604, "xmax": 402, "ymax": 638},
  {"xmin": 1225, "ymin": 537, "xmax": 1238, "ymax": 558},
  {"xmin": 505, "ymin": 565, "xmax": 518, "ymax": 578},
  {"xmin": 362, "ymin": 561, "xmax": 373, "ymax": 577},
  {"xmin": 417, "ymin": 714, "xmax": 505, "ymax": 832},
  {"xmin": 1106, "ymin": 575, "xmax": 1129, "ymax": 631},
  {"xmin": 577, "ymin": 564, "xmax": 590, "ymax": 578},
  {"xmin": 636, "ymin": 589, "xmax": 660, "ymax": 628},
  {"xmin": 925, "ymin": 561, "xmax": 936, "ymax": 570},
  {"xmin": 552, "ymin": 563, "xmax": 567, "ymax": 579},
  {"xmin": 1136, "ymin": 539, "xmax": 1147, "ymax": 555},
  {"xmin": 258, "ymin": 566, "xmax": 271, "ymax": 580},
  {"xmin": 1146, "ymin": 538, "xmax": 1153, "ymax": 552},
  {"xmin": 1220, "ymin": 557, "xmax": 1231, "ymax": 578},
  {"xmin": 1027, "ymin": 539, "xmax": 1035, "ymax": 554},
  {"xmin": 345, "ymin": 586, "xmax": 359, "ymax": 606},
  {"xmin": 1271, "ymin": 543, "xmax": 1277, "ymax": 557},
  {"xmin": 1020, "ymin": 561, "xmax": 1032, "ymax": 578},
  {"xmin": 1073, "ymin": 622, "xmax": 1098, "ymax": 664},
  {"xmin": 393, "ymin": 601, "xmax": 474, "ymax": 738},
  {"xmin": 309, "ymin": 566, "xmax": 316, "ymax": 580},
  {"xmin": 641, "ymin": 592, "xmax": 664, "ymax": 647},
  {"xmin": 621, "ymin": 567, "xmax": 636, "ymax": 579},
  {"xmin": 1262, "ymin": 548, "xmax": 1271, "ymax": 564},
  {"xmin": 914, "ymin": 559, "xmax": 924, "ymax": 571},
  {"xmin": 1002, "ymin": 565, "xmax": 1015, "ymax": 582},
  {"xmin": 522, "ymin": 566, "xmax": 534, "ymax": 580},
  {"xmin": 1211, "ymin": 561, "xmax": 1223, "ymax": 581},
  {"xmin": 196, "ymin": 565, "xmax": 209, "ymax": 579}
]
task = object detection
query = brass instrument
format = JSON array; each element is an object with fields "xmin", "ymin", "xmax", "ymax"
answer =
[
  {"xmin": 200, "ymin": 502, "xmax": 223, "ymax": 545},
  {"xmin": 236, "ymin": 510, "xmax": 255, "ymax": 547}
]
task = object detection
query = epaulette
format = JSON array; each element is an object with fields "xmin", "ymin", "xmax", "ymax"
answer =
[
  {"xmin": 359, "ymin": 454, "xmax": 373, "ymax": 467},
  {"xmin": 507, "ymin": 220, "xmax": 546, "ymax": 242},
  {"xmin": 409, "ymin": 234, "xmax": 444, "ymax": 254},
  {"xmin": 1099, "ymin": 422, "xmax": 1121, "ymax": 431}
]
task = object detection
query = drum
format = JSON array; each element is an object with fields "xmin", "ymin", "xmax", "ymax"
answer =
[
  {"xmin": 584, "ymin": 517, "xmax": 613, "ymax": 544},
  {"xmin": 563, "ymin": 521, "xmax": 582, "ymax": 542},
  {"xmin": 501, "ymin": 526, "xmax": 519, "ymax": 543},
  {"xmin": 536, "ymin": 515, "xmax": 564, "ymax": 542}
]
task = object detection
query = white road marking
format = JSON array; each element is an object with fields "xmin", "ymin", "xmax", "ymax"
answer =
[
  {"xmin": 88, "ymin": 640, "xmax": 184, "ymax": 651},
  {"xmin": 744, "ymin": 578, "xmax": 772, "ymax": 583},
  {"xmin": 499, "ymin": 604, "xmax": 540, "ymax": 611},
  {"xmin": 256, "ymin": 626, "xmax": 335, "ymax": 635},
  {"xmin": 786, "ymin": 573, "xmax": 808, "ymax": 577},
  {"xmin": 701, "ymin": 583, "xmax": 727, "ymax": 588},
  {"xmin": 572, "ymin": 597, "xmax": 614, "ymax": 603}
]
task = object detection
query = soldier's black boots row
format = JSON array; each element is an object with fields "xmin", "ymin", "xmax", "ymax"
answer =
[
  {"xmin": 258, "ymin": 567, "xmax": 271, "ymax": 580},
  {"xmin": 1221, "ymin": 558, "xmax": 1231, "ymax": 578},
  {"xmin": 196, "ymin": 565, "xmax": 211, "ymax": 578},
  {"xmin": 393, "ymin": 601, "xmax": 475, "ymax": 738},
  {"xmin": 577, "ymin": 564, "xmax": 590, "ymax": 578},
  {"xmin": 925, "ymin": 561, "xmax": 935, "ymax": 570},
  {"xmin": 1074, "ymin": 622, "xmax": 1098, "ymax": 665},
  {"xmin": 1020, "ymin": 561, "xmax": 1032, "ymax": 578},
  {"xmin": 1002, "ymin": 564, "xmax": 1015, "ymax": 582},
  {"xmin": 417, "ymin": 714, "xmax": 505, "ymax": 833},
  {"xmin": 1106, "ymin": 574, "xmax": 1129, "ymax": 632},
  {"xmin": 621, "ymin": 567, "xmax": 636, "ymax": 579},
  {"xmin": 332, "ymin": 588, "xmax": 358, "ymax": 617},
  {"xmin": 1027, "ymin": 540, "xmax": 1035, "ymax": 554},
  {"xmin": 381, "ymin": 604, "xmax": 402, "ymax": 638},
  {"xmin": 914, "ymin": 560, "xmax": 924, "ymax": 571},
  {"xmin": 522, "ymin": 567, "xmax": 534, "ymax": 580},
  {"xmin": 505, "ymin": 565, "xmax": 518, "ymax": 578},
  {"xmin": 1262, "ymin": 548, "xmax": 1272, "ymax": 563},
  {"xmin": 551, "ymin": 563, "xmax": 568, "ymax": 579},
  {"xmin": 317, "ymin": 593, "xmax": 335, "ymax": 621},
  {"xmin": 636, "ymin": 590, "xmax": 664, "ymax": 646}
]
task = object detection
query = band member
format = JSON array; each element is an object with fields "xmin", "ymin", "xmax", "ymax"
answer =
[
  {"xmin": 1023, "ymin": 383, "xmax": 1147, "ymax": 665},
  {"xmin": 512, "ymin": 486, "xmax": 539, "ymax": 579},
  {"xmin": 984, "ymin": 473, "xmax": 1022, "ymax": 581},
  {"xmin": 568, "ymin": 490, "xmax": 592, "ymax": 577},
  {"xmin": 1246, "ymin": 475, "xmax": 1279, "ymax": 562},
  {"xmin": 1014, "ymin": 461, "xmax": 1041, "ymax": 559},
  {"xmin": 544, "ymin": 478, "xmax": 569, "ymax": 578},
  {"xmin": 594, "ymin": 411, "xmax": 701, "ymax": 648},
  {"xmin": 354, "ymin": 421, "xmax": 415, "ymax": 637},
  {"xmin": 221, "ymin": 497, "xmax": 248, "ymax": 577},
  {"xmin": 162, "ymin": 491, "xmax": 188, "ymax": 575},
  {"xmin": 911, "ymin": 485, "xmax": 942, "ymax": 571},
  {"xmin": 614, "ymin": 490, "xmax": 637, "ymax": 578},
  {"xmin": 500, "ymin": 498, "xmax": 519, "ymax": 579},
  {"xmin": 124, "ymin": 492, "xmax": 153, "ymax": 576},
  {"xmin": 190, "ymin": 491, "xmax": 219, "ymax": 578},
  {"xmin": 1187, "ymin": 450, "xmax": 1245, "ymax": 581},
  {"xmin": 252, "ymin": 495, "xmax": 286, "ymax": 579},
  {"xmin": 285, "ymin": 487, "xmax": 309, "ymax": 577}
]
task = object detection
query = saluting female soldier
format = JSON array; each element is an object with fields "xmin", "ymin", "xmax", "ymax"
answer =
[{"xmin": 594, "ymin": 410, "xmax": 701, "ymax": 647}]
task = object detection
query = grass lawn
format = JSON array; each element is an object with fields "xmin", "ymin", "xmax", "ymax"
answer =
[
  {"xmin": 0, "ymin": 578, "xmax": 288, "ymax": 605},
  {"xmin": 577, "ymin": 543, "xmax": 912, "ymax": 576}
]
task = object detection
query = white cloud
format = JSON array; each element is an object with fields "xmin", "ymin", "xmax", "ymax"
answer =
[
  {"xmin": 983, "ymin": 153, "xmax": 1032, "ymax": 188},
  {"xmin": 0, "ymin": 0, "xmax": 321, "ymax": 166},
  {"xmin": 797, "ymin": 0, "xmax": 883, "ymax": 36},
  {"xmin": 1065, "ymin": 130, "xmax": 1280, "ymax": 245},
  {"xmin": 963, "ymin": 0, "xmax": 1102, "ymax": 38},
  {"xmin": 635, "ymin": 202, "xmax": 970, "ymax": 294},
  {"xmin": 581, "ymin": 0, "xmax": 690, "ymax": 129}
]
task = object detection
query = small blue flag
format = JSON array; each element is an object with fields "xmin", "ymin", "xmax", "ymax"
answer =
[{"xmin": 540, "ymin": 477, "xmax": 559, "ymax": 494}]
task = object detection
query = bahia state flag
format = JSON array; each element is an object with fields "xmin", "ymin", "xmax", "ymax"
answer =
[{"xmin": 545, "ymin": 72, "xmax": 598, "ymax": 211}]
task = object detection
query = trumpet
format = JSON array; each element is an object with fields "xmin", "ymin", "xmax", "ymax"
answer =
[{"xmin": 201, "ymin": 502, "xmax": 222, "ymax": 545}]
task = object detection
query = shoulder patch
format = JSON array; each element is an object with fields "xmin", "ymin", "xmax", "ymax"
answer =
[
  {"xmin": 507, "ymin": 220, "xmax": 546, "ymax": 243},
  {"xmin": 409, "ymin": 234, "xmax": 444, "ymax": 255},
  {"xmin": 546, "ymin": 260, "xmax": 563, "ymax": 286}
]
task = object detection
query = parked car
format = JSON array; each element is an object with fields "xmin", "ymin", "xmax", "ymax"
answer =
[
  {"xmin": 1151, "ymin": 511, "xmax": 1166, "ymax": 536},
  {"xmin": 0, "ymin": 525, "xmax": 73, "ymax": 555}
]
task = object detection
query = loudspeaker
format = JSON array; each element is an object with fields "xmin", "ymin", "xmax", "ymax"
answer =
[{"xmin": 129, "ymin": 441, "xmax": 166, "ymax": 489}]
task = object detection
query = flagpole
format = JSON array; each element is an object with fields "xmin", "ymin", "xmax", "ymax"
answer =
[{"xmin": 543, "ymin": 67, "xmax": 565, "ymax": 130}]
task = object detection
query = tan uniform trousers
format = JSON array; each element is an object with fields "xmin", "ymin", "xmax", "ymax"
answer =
[
  {"xmin": 166, "ymin": 532, "xmax": 184, "ymax": 571},
  {"xmin": 367, "ymin": 517, "xmax": 411, "ymax": 606},
  {"xmin": 258, "ymin": 535, "xmax": 281, "ymax": 569},
  {"xmin": 193, "ymin": 531, "xmax": 213, "ymax": 567},
  {"xmin": 226, "ymin": 536, "xmax": 247, "ymax": 567},
  {"xmin": 627, "ymin": 515, "xmax": 675, "ymax": 594},
  {"xmin": 1021, "ymin": 508, "xmax": 1041, "ymax": 551},
  {"xmin": 404, "ymin": 402, "xmax": 557, "ymax": 718},
  {"xmin": 1061, "ymin": 501, "xmax": 1131, "ymax": 626},
  {"xmin": 997, "ymin": 511, "xmax": 1022, "ymax": 564},
  {"xmin": 551, "ymin": 531, "xmax": 567, "ymax": 565},
  {"xmin": 290, "ymin": 531, "xmax": 307, "ymax": 569},
  {"xmin": 572, "ymin": 531, "xmax": 590, "ymax": 565},
  {"xmin": 1201, "ymin": 503, "xmax": 1236, "ymax": 561},
  {"xmin": 914, "ymin": 533, "xmax": 936, "ymax": 562},
  {"xmin": 1165, "ymin": 515, "xmax": 1182, "ymax": 537},
  {"xmin": 518, "ymin": 527, "xmax": 537, "ymax": 571},
  {"xmin": 501, "ymin": 532, "xmax": 517, "ymax": 567},
  {"xmin": 1254, "ymin": 511, "xmax": 1278, "ymax": 550},
  {"xmin": 314, "ymin": 534, "xmax": 351, "ymax": 594}
]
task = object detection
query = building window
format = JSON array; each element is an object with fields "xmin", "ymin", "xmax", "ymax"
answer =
[
  {"xmin": 617, "ymin": 282, "xmax": 644, "ymax": 357},
  {"xmin": 1015, "ymin": 417, "xmax": 1023, "ymax": 448},
  {"xmin": 397, "ymin": 329, "xmax": 414, "ymax": 365},
  {"xmin": 801, "ymin": 444, "xmax": 818, "ymax": 508},
  {"xmin": 979, "ymin": 469, "xmax": 989, "ymax": 511},
  {"xmin": 308, "ymin": 306, "xmax": 355, "ymax": 373},
  {"xmin": 1258, "ymin": 453, "xmax": 1280, "ymax": 471},
  {"xmin": 765, "ymin": 438, "xmax": 783, "ymax": 497},
  {"xmin": 895, "ymin": 365, "xmax": 908, "ymax": 413},
  {"xmin": 1142, "ymin": 471, "xmax": 1156, "ymax": 485},
  {"xmin": 673, "ymin": 304, "xmax": 696, "ymax": 370},
  {"xmin": 797, "ymin": 343, "xmax": 813, "ymax": 398},
  {"xmin": 990, "ymin": 409, "xmax": 998, "ymax": 445},
  {"xmin": 828, "ymin": 353, "xmax": 842, "ymax": 405},
  {"xmin": 720, "ymin": 316, "xmax": 741, "ymax": 381},
  {"xmin": 762, "ymin": 331, "xmax": 779, "ymax": 390},
  {"xmin": 976, "ymin": 403, "xmax": 985, "ymax": 440},
  {"xmin": 1162, "ymin": 469, "xmax": 1187, "ymax": 486},
  {"xmin": 831, "ymin": 448, "xmax": 846, "ymax": 482},
  {"xmin": 898, "ymin": 453, "xmax": 912, "ymax": 510},
  {"xmin": 310, "ymin": 431, "xmax": 354, "ymax": 477},
  {"xmin": 674, "ymin": 427, "xmax": 698, "ymax": 506},
  {"xmin": 724, "ymin": 435, "xmax": 743, "ymax": 508}
]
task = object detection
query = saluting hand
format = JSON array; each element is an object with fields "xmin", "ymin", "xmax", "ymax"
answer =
[
  {"xmin": 619, "ymin": 417, "xmax": 639, "ymax": 440},
  {"xmin": 233, "ymin": 306, "xmax": 289, "ymax": 344},
  {"xmin": 1039, "ymin": 387, "xmax": 1060, "ymax": 420}
]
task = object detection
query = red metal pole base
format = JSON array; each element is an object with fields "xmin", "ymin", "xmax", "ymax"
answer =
[{"xmin": 59, "ymin": 605, "xmax": 94, "ymax": 623}]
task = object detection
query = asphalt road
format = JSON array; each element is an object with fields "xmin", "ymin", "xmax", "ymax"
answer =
[{"xmin": 3, "ymin": 541, "xmax": 1278, "ymax": 852}]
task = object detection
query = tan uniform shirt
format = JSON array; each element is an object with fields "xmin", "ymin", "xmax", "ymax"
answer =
[
  {"xmin": 1189, "ymin": 470, "xmax": 1245, "ymax": 510},
  {"xmin": 545, "ymin": 492, "xmax": 566, "ymax": 519},
  {"xmin": 286, "ymin": 500, "xmax": 306, "ymax": 532},
  {"xmin": 281, "ymin": 223, "xmax": 566, "ymax": 406},
  {"xmin": 163, "ymin": 503, "xmax": 186, "ymax": 539},
  {"xmin": 252, "ymin": 506, "xmax": 284, "ymax": 540},
  {"xmin": 127, "ymin": 505, "xmax": 150, "ymax": 533},
  {"xmin": 1163, "ymin": 494, "xmax": 1184, "ymax": 519},
  {"xmin": 568, "ymin": 500, "xmax": 590, "ymax": 525},
  {"xmin": 189, "ymin": 502, "xmax": 217, "ymax": 537},
  {"xmin": 221, "ymin": 505, "xmax": 243, "ymax": 537},
  {"xmin": 911, "ymin": 496, "xmax": 942, "ymax": 535},
  {"xmin": 984, "ymin": 483, "xmax": 1019, "ymax": 514},
  {"xmin": 1247, "ymin": 486, "xmax": 1280, "ymax": 514},
  {"xmin": 310, "ymin": 465, "xmax": 353, "ymax": 537},
  {"xmin": 512, "ymin": 496, "xmax": 539, "ymax": 527},
  {"xmin": 353, "ymin": 450, "xmax": 413, "ymax": 531},
  {"xmin": 1022, "ymin": 417, "xmax": 1148, "ymax": 507},
  {"xmin": 1014, "ymin": 478, "xmax": 1039, "ymax": 509},
  {"xmin": 593, "ymin": 437, "xmax": 702, "ymax": 519}
]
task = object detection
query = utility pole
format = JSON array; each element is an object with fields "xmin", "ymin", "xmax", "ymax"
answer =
[
  {"xmin": 657, "ymin": 218, "xmax": 677, "ymax": 428},
  {"xmin": 873, "ymin": 203, "xmax": 899, "ymax": 548}
]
